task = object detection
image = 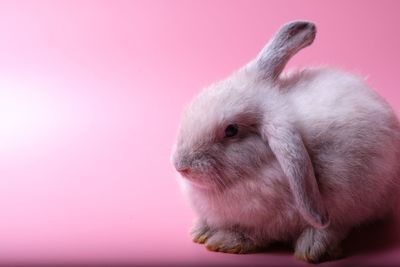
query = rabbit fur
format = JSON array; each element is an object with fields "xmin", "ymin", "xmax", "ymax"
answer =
[{"xmin": 171, "ymin": 21, "xmax": 400, "ymax": 263}]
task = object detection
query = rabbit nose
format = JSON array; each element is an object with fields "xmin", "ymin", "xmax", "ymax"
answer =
[
  {"xmin": 177, "ymin": 167, "xmax": 191, "ymax": 175},
  {"xmin": 173, "ymin": 151, "xmax": 192, "ymax": 172}
]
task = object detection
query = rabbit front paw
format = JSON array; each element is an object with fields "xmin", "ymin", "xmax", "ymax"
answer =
[
  {"xmin": 190, "ymin": 220, "xmax": 214, "ymax": 244},
  {"xmin": 204, "ymin": 228, "xmax": 257, "ymax": 254},
  {"xmin": 190, "ymin": 221, "xmax": 260, "ymax": 254}
]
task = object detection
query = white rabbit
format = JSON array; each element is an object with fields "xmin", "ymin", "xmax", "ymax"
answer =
[{"xmin": 171, "ymin": 21, "xmax": 400, "ymax": 263}]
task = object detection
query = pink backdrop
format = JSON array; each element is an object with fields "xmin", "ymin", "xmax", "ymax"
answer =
[{"xmin": 0, "ymin": 0, "xmax": 399, "ymax": 266}]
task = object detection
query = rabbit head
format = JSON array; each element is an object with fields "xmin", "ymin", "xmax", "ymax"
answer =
[{"xmin": 172, "ymin": 21, "xmax": 329, "ymax": 229}]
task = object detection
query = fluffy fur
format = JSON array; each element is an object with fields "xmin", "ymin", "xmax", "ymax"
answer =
[{"xmin": 171, "ymin": 21, "xmax": 400, "ymax": 263}]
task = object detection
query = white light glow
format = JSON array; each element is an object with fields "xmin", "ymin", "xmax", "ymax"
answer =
[{"xmin": 0, "ymin": 81, "xmax": 54, "ymax": 151}]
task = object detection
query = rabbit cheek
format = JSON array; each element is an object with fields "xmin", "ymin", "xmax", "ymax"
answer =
[{"xmin": 223, "ymin": 136, "xmax": 272, "ymax": 177}]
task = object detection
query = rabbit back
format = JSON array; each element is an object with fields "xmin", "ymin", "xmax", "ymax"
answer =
[{"xmin": 282, "ymin": 67, "xmax": 400, "ymax": 226}]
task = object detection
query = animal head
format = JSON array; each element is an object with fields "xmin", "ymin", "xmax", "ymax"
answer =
[{"xmin": 172, "ymin": 21, "xmax": 329, "ymax": 229}]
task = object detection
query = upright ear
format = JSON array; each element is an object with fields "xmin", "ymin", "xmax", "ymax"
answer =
[
  {"xmin": 250, "ymin": 20, "xmax": 316, "ymax": 80},
  {"xmin": 262, "ymin": 120, "xmax": 330, "ymax": 229}
]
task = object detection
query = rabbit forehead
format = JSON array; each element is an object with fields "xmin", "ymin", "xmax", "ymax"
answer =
[{"xmin": 178, "ymin": 76, "xmax": 268, "ymax": 149}]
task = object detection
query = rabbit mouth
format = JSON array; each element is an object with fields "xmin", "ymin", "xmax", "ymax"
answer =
[
  {"xmin": 178, "ymin": 168, "xmax": 231, "ymax": 191},
  {"xmin": 178, "ymin": 169, "xmax": 212, "ymax": 187}
]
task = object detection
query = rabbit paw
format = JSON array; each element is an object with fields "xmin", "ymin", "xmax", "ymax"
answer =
[
  {"xmin": 190, "ymin": 221, "xmax": 213, "ymax": 244},
  {"xmin": 294, "ymin": 227, "xmax": 344, "ymax": 263},
  {"xmin": 204, "ymin": 229, "xmax": 256, "ymax": 254}
]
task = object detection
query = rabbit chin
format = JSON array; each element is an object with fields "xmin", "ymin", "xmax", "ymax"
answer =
[{"xmin": 179, "ymin": 172, "xmax": 221, "ymax": 190}]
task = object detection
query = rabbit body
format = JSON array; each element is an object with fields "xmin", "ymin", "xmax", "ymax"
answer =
[{"xmin": 172, "ymin": 21, "xmax": 400, "ymax": 262}]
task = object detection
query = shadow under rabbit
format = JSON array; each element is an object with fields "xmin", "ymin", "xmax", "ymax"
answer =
[{"xmin": 228, "ymin": 212, "xmax": 400, "ymax": 263}]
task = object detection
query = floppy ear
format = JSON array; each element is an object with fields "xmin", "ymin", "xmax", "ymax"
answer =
[
  {"xmin": 251, "ymin": 20, "xmax": 316, "ymax": 80},
  {"xmin": 262, "ymin": 121, "xmax": 330, "ymax": 229}
]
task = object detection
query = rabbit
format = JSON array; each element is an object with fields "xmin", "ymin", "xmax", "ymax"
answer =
[{"xmin": 171, "ymin": 20, "xmax": 400, "ymax": 263}]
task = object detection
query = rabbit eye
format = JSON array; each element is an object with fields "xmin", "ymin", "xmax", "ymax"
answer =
[{"xmin": 225, "ymin": 124, "xmax": 238, "ymax": 138}]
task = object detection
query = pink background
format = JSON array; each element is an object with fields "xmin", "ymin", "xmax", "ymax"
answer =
[{"xmin": 0, "ymin": 0, "xmax": 399, "ymax": 266}]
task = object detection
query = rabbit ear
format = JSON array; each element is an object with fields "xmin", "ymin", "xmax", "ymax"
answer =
[
  {"xmin": 252, "ymin": 21, "xmax": 316, "ymax": 80},
  {"xmin": 262, "ymin": 121, "xmax": 330, "ymax": 229}
]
